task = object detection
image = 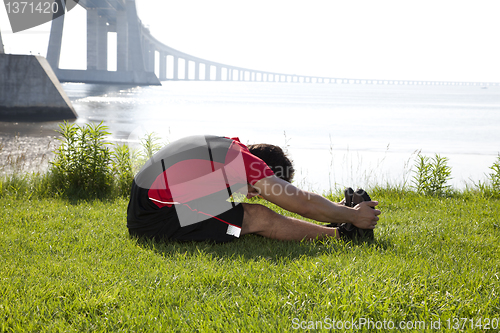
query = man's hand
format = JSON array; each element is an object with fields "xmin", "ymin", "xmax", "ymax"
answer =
[{"xmin": 352, "ymin": 201, "xmax": 381, "ymax": 229}]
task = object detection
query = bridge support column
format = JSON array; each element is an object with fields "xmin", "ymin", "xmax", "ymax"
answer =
[
  {"xmin": 126, "ymin": 0, "xmax": 145, "ymax": 72},
  {"xmin": 97, "ymin": 15, "xmax": 108, "ymax": 70},
  {"xmin": 195, "ymin": 62, "xmax": 200, "ymax": 80},
  {"xmin": 184, "ymin": 60, "xmax": 189, "ymax": 80},
  {"xmin": 87, "ymin": 8, "xmax": 108, "ymax": 70},
  {"xmin": 205, "ymin": 63, "xmax": 211, "ymax": 80},
  {"xmin": 159, "ymin": 52, "xmax": 166, "ymax": 80},
  {"xmin": 149, "ymin": 45, "xmax": 155, "ymax": 73},
  {"xmin": 173, "ymin": 56, "xmax": 178, "ymax": 80},
  {"xmin": 46, "ymin": 1, "xmax": 65, "ymax": 69},
  {"xmin": 216, "ymin": 66, "xmax": 221, "ymax": 81},
  {"xmin": 116, "ymin": 9, "xmax": 128, "ymax": 71},
  {"xmin": 86, "ymin": 8, "xmax": 98, "ymax": 70},
  {"xmin": 142, "ymin": 40, "xmax": 148, "ymax": 71},
  {"xmin": 144, "ymin": 42, "xmax": 153, "ymax": 73}
]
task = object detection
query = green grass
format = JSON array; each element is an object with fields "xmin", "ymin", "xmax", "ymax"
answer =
[{"xmin": 1, "ymin": 190, "xmax": 499, "ymax": 332}]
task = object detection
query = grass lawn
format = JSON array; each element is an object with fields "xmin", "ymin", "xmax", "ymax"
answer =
[{"xmin": 1, "ymin": 190, "xmax": 499, "ymax": 332}]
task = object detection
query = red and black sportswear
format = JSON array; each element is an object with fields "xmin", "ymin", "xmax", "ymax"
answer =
[{"xmin": 127, "ymin": 135, "xmax": 273, "ymax": 241}]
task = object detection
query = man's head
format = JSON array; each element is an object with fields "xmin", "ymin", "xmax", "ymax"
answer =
[{"xmin": 247, "ymin": 144, "xmax": 295, "ymax": 183}]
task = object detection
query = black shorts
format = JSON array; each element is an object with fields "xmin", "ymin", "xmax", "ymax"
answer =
[{"xmin": 127, "ymin": 182, "xmax": 245, "ymax": 243}]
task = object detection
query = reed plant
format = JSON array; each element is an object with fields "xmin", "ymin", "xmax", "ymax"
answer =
[
  {"xmin": 49, "ymin": 122, "xmax": 113, "ymax": 198},
  {"xmin": 489, "ymin": 154, "xmax": 500, "ymax": 191},
  {"xmin": 411, "ymin": 153, "xmax": 452, "ymax": 196},
  {"xmin": 111, "ymin": 144, "xmax": 134, "ymax": 197}
]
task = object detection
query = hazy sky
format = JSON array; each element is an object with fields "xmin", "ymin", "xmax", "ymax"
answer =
[{"xmin": 1, "ymin": 0, "xmax": 499, "ymax": 82}]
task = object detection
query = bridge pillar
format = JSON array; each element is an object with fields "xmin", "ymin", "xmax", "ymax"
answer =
[
  {"xmin": 150, "ymin": 46, "xmax": 155, "ymax": 73},
  {"xmin": 159, "ymin": 52, "xmax": 166, "ymax": 80},
  {"xmin": 142, "ymin": 40, "xmax": 148, "ymax": 71},
  {"xmin": 205, "ymin": 63, "xmax": 211, "ymax": 80},
  {"xmin": 86, "ymin": 8, "xmax": 98, "ymax": 70},
  {"xmin": 86, "ymin": 8, "xmax": 108, "ymax": 70},
  {"xmin": 116, "ymin": 9, "xmax": 128, "ymax": 71},
  {"xmin": 173, "ymin": 56, "xmax": 178, "ymax": 80},
  {"xmin": 184, "ymin": 60, "xmax": 189, "ymax": 80},
  {"xmin": 195, "ymin": 62, "xmax": 200, "ymax": 80},
  {"xmin": 126, "ymin": 0, "xmax": 145, "ymax": 72},
  {"xmin": 216, "ymin": 66, "xmax": 221, "ymax": 81},
  {"xmin": 97, "ymin": 14, "xmax": 108, "ymax": 70},
  {"xmin": 144, "ymin": 42, "xmax": 153, "ymax": 72},
  {"xmin": 46, "ymin": 1, "xmax": 65, "ymax": 69}
]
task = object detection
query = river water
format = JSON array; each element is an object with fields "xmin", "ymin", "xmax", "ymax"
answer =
[{"xmin": 2, "ymin": 81, "xmax": 499, "ymax": 192}]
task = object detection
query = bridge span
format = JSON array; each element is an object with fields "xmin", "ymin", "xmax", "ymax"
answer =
[{"xmin": 43, "ymin": 0, "xmax": 499, "ymax": 87}]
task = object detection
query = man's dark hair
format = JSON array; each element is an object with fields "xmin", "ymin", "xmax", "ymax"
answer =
[{"xmin": 247, "ymin": 144, "xmax": 295, "ymax": 183}]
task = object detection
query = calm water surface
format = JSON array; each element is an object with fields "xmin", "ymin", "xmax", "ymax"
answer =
[{"xmin": 4, "ymin": 81, "xmax": 500, "ymax": 192}]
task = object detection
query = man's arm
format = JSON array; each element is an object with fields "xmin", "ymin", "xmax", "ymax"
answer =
[{"xmin": 252, "ymin": 176, "xmax": 380, "ymax": 229}]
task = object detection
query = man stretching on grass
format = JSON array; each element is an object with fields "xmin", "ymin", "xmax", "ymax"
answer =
[{"xmin": 127, "ymin": 135, "xmax": 380, "ymax": 243}]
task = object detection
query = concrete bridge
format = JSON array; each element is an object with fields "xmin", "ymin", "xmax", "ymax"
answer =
[{"xmin": 40, "ymin": 0, "xmax": 499, "ymax": 86}]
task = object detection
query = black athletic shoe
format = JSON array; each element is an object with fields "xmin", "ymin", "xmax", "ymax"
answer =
[
  {"xmin": 336, "ymin": 222, "xmax": 360, "ymax": 241},
  {"xmin": 325, "ymin": 187, "xmax": 375, "ymax": 241},
  {"xmin": 344, "ymin": 187, "xmax": 354, "ymax": 207},
  {"xmin": 353, "ymin": 188, "xmax": 371, "ymax": 205},
  {"xmin": 352, "ymin": 188, "xmax": 375, "ymax": 240}
]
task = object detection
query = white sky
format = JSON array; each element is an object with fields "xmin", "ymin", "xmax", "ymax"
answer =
[{"xmin": 1, "ymin": 0, "xmax": 500, "ymax": 82}]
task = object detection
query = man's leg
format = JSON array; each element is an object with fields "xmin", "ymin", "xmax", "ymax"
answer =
[{"xmin": 240, "ymin": 203, "xmax": 339, "ymax": 241}]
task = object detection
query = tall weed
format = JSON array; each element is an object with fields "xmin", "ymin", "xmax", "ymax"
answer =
[
  {"xmin": 48, "ymin": 124, "xmax": 165, "ymax": 198},
  {"xmin": 411, "ymin": 153, "xmax": 452, "ymax": 196},
  {"xmin": 50, "ymin": 122, "xmax": 113, "ymax": 197},
  {"xmin": 112, "ymin": 144, "xmax": 134, "ymax": 197},
  {"xmin": 489, "ymin": 154, "xmax": 500, "ymax": 191},
  {"xmin": 140, "ymin": 132, "xmax": 163, "ymax": 159},
  {"xmin": 477, "ymin": 154, "xmax": 500, "ymax": 198}
]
